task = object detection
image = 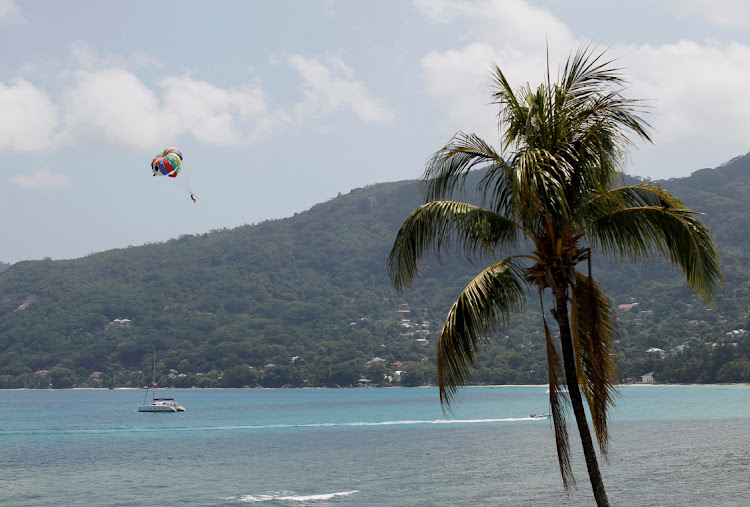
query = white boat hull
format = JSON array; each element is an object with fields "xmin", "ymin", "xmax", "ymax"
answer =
[
  {"xmin": 138, "ymin": 398, "xmax": 185, "ymax": 412},
  {"xmin": 138, "ymin": 403, "xmax": 177, "ymax": 412},
  {"xmin": 138, "ymin": 351, "xmax": 186, "ymax": 412}
]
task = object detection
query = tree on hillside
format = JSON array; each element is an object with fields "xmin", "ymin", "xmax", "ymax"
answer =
[{"xmin": 388, "ymin": 46, "xmax": 721, "ymax": 506}]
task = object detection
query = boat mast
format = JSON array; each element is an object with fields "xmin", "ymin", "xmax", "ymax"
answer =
[
  {"xmin": 141, "ymin": 349, "xmax": 157, "ymax": 406},
  {"xmin": 151, "ymin": 349, "xmax": 157, "ymax": 400}
]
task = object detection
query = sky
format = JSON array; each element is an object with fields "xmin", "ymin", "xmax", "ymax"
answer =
[{"xmin": 1, "ymin": 0, "xmax": 749, "ymax": 263}]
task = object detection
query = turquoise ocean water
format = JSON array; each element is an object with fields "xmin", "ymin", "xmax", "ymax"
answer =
[{"xmin": 2, "ymin": 385, "xmax": 750, "ymax": 506}]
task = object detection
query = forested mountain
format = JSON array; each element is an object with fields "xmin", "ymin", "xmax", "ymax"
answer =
[{"xmin": 2, "ymin": 153, "xmax": 750, "ymax": 389}]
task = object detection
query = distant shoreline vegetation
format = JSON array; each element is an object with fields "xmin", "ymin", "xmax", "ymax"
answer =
[
  {"xmin": 3, "ymin": 373, "xmax": 750, "ymax": 390},
  {"xmin": 2, "ymin": 156, "xmax": 750, "ymax": 390},
  {"xmin": 4, "ymin": 381, "xmax": 750, "ymax": 391}
]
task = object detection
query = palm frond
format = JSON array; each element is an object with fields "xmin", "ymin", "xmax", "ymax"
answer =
[
  {"xmin": 560, "ymin": 44, "xmax": 627, "ymax": 97},
  {"xmin": 489, "ymin": 63, "xmax": 532, "ymax": 152},
  {"xmin": 560, "ymin": 45, "xmax": 652, "ymax": 143},
  {"xmin": 488, "ymin": 46, "xmax": 653, "ymax": 237},
  {"xmin": 589, "ymin": 183, "xmax": 683, "ymax": 210},
  {"xmin": 388, "ymin": 201, "xmax": 520, "ymax": 291},
  {"xmin": 571, "ymin": 272, "xmax": 618, "ymax": 456},
  {"xmin": 585, "ymin": 186, "xmax": 722, "ymax": 303},
  {"xmin": 437, "ymin": 259, "xmax": 527, "ymax": 406},
  {"xmin": 421, "ymin": 132, "xmax": 507, "ymax": 203}
]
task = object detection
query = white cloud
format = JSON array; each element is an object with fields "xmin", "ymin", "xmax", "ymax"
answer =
[
  {"xmin": 160, "ymin": 76, "xmax": 287, "ymax": 145},
  {"xmin": 664, "ymin": 0, "xmax": 750, "ymax": 28},
  {"xmin": 421, "ymin": 42, "xmax": 499, "ymax": 136},
  {"xmin": 0, "ymin": 0, "xmax": 16, "ymax": 16},
  {"xmin": 288, "ymin": 54, "xmax": 396, "ymax": 123},
  {"xmin": 0, "ymin": 79, "xmax": 58, "ymax": 151},
  {"xmin": 60, "ymin": 68, "xmax": 167, "ymax": 150},
  {"xmin": 58, "ymin": 67, "xmax": 286, "ymax": 149},
  {"xmin": 623, "ymin": 39, "xmax": 750, "ymax": 153},
  {"xmin": 416, "ymin": 0, "xmax": 578, "ymax": 140},
  {"xmin": 322, "ymin": 0, "xmax": 336, "ymax": 17},
  {"xmin": 0, "ymin": 0, "xmax": 20, "ymax": 20},
  {"xmin": 0, "ymin": 44, "xmax": 395, "ymax": 155},
  {"xmin": 415, "ymin": 0, "xmax": 750, "ymax": 174},
  {"xmin": 11, "ymin": 168, "xmax": 69, "ymax": 189},
  {"xmin": 416, "ymin": 0, "xmax": 572, "ymax": 50}
]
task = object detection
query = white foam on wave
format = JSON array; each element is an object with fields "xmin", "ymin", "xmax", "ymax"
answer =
[{"xmin": 223, "ymin": 490, "xmax": 359, "ymax": 503}]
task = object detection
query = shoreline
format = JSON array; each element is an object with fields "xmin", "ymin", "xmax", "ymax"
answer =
[{"xmin": 4, "ymin": 382, "xmax": 750, "ymax": 391}]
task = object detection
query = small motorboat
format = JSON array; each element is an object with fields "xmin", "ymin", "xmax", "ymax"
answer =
[{"xmin": 530, "ymin": 413, "xmax": 550, "ymax": 419}]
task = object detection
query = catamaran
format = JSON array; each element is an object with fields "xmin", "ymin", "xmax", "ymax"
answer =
[{"xmin": 138, "ymin": 351, "xmax": 185, "ymax": 412}]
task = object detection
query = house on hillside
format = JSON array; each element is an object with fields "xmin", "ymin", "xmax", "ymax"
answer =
[
  {"xmin": 618, "ymin": 303, "xmax": 638, "ymax": 310},
  {"xmin": 109, "ymin": 318, "xmax": 131, "ymax": 327},
  {"xmin": 671, "ymin": 344, "xmax": 686, "ymax": 355},
  {"xmin": 726, "ymin": 329, "xmax": 747, "ymax": 340},
  {"xmin": 646, "ymin": 347, "xmax": 665, "ymax": 359}
]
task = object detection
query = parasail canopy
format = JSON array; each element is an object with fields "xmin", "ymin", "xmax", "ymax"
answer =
[{"xmin": 151, "ymin": 147, "xmax": 183, "ymax": 178}]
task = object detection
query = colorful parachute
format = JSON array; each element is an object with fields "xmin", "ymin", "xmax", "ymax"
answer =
[
  {"xmin": 150, "ymin": 147, "xmax": 196, "ymax": 202},
  {"xmin": 151, "ymin": 147, "xmax": 183, "ymax": 178}
]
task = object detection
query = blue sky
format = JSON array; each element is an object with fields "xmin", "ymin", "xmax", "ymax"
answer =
[{"xmin": 1, "ymin": 0, "xmax": 749, "ymax": 263}]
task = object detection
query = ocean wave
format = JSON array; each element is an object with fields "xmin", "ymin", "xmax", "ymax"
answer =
[{"xmin": 223, "ymin": 490, "xmax": 359, "ymax": 503}]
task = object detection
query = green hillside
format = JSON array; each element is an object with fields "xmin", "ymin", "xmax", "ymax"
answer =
[{"xmin": 2, "ymin": 154, "xmax": 750, "ymax": 389}]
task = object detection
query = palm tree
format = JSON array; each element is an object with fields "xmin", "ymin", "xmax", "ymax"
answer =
[{"xmin": 388, "ymin": 46, "xmax": 721, "ymax": 506}]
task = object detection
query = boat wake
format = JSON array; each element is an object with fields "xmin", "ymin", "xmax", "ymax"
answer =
[
  {"xmin": 223, "ymin": 490, "xmax": 359, "ymax": 503},
  {"xmin": 193, "ymin": 417, "xmax": 530, "ymax": 431},
  {"xmin": 1, "ymin": 418, "xmax": 533, "ymax": 437}
]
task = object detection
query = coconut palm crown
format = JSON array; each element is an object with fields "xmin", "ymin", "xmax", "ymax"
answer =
[{"xmin": 388, "ymin": 46, "xmax": 721, "ymax": 506}]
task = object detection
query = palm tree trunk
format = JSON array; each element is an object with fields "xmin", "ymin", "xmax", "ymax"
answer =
[{"xmin": 552, "ymin": 286, "xmax": 610, "ymax": 507}]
